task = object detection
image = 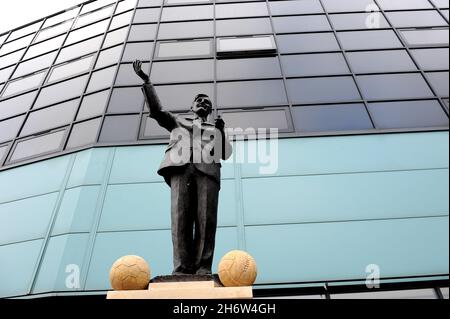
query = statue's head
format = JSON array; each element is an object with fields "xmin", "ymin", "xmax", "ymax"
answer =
[{"xmin": 191, "ymin": 93, "xmax": 212, "ymax": 118}]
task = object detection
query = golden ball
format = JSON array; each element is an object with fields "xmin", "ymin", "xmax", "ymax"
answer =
[
  {"xmin": 218, "ymin": 250, "xmax": 257, "ymax": 287},
  {"xmin": 109, "ymin": 255, "xmax": 151, "ymax": 290}
]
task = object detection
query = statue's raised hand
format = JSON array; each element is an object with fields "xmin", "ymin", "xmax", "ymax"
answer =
[{"xmin": 133, "ymin": 60, "xmax": 150, "ymax": 84}]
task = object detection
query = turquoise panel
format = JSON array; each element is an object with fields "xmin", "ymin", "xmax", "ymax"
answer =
[
  {"xmin": 240, "ymin": 132, "xmax": 449, "ymax": 177},
  {"xmin": 0, "ymin": 193, "xmax": 58, "ymax": 245},
  {"xmin": 242, "ymin": 169, "xmax": 449, "ymax": 225},
  {"xmin": 0, "ymin": 156, "xmax": 70, "ymax": 203},
  {"xmin": 67, "ymin": 148, "xmax": 111, "ymax": 188},
  {"xmin": 32, "ymin": 234, "xmax": 90, "ymax": 294},
  {"xmin": 245, "ymin": 217, "xmax": 449, "ymax": 284},
  {"xmin": 0, "ymin": 239, "xmax": 43, "ymax": 298},
  {"xmin": 218, "ymin": 179, "xmax": 238, "ymax": 227},
  {"xmin": 99, "ymin": 183, "xmax": 171, "ymax": 231},
  {"xmin": 52, "ymin": 186, "xmax": 101, "ymax": 236},
  {"xmin": 212, "ymin": 227, "xmax": 239, "ymax": 274}
]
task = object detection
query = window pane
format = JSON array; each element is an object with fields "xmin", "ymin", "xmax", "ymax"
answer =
[
  {"xmin": 57, "ymin": 36, "xmax": 103, "ymax": 64},
  {"xmin": 103, "ymin": 27, "xmax": 129, "ymax": 47},
  {"xmin": 96, "ymin": 45, "xmax": 124, "ymax": 69},
  {"xmin": 157, "ymin": 40, "xmax": 211, "ymax": 58},
  {"xmin": 216, "ymin": 18, "xmax": 272, "ymax": 37},
  {"xmin": 337, "ymin": 30, "xmax": 402, "ymax": 50},
  {"xmin": 133, "ymin": 8, "xmax": 161, "ymax": 23},
  {"xmin": 400, "ymin": 29, "xmax": 449, "ymax": 47},
  {"xmin": 0, "ymin": 49, "xmax": 25, "ymax": 69},
  {"xmin": 281, "ymin": 53, "xmax": 349, "ymax": 77},
  {"xmin": 287, "ymin": 77, "xmax": 361, "ymax": 104},
  {"xmin": 278, "ymin": 33, "xmax": 339, "ymax": 54},
  {"xmin": 322, "ymin": 0, "xmax": 378, "ymax": 13},
  {"xmin": 329, "ymin": 13, "xmax": 390, "ymax": 30},
  {"xmin": 386, "ymin": 11, "xmax": 448, "ymax": 28},
  {"xmin": 116, "ymin": 0, "xmax": 139, "ymax": 14},
  {"xmin": 87, "ymin": 66, "xmax": 117, "ymax": 93},
  {"xmin": 108, "ymin": 87, "xmax": 144, "ymax": 113},
  {"xmin": 273, "ymin": 15, "xmax": 331, "ymax": 33},
  {"xmin": 10, "ymin": 130, "xmax": 66, "ymax": 162},
  {"xmin": 115, "ymin": 63, "xmax": 146, "ymax": 86},
  {"xmin": 377, "ymin": 0, "xmax": 432, "ymax": 10},
  {"xmin": 142, "ymin": 115, "xmax": 170, "ymax": 138},
  {"xmin": 0, "ymin": 66, "xmax": 14, "ymax": 84},
  {"xmin": 368, "ymin": 100, "xmax": 449, "ymax": 129},
  {"xmin": 217, "ymin": 57, "xmax": 282, "ymax": 80},
  {"xmin": 43, "ymin": 8, "xmax": 78, "ymax": 28},
  {"xmin": 21, "ymin": 99, "xmax": 79, "ymax": 136},
  {"xmin": 10, "ymin": 22, "xmax": 40, "ymax": 42},
  {"xmin": 48, "ymin": 55, "xmax": 94, "ymax": 83},
  {"xmin": 216, "ymin": 3, "xmax": 268, "ymax": 19},
  {"xmin": 158, "ymin": 21, "xmax": 213, "ymax": 40},
  {"xmin": 0, "ymin": 115, "xmax": 25, "ymax": 143},
  {"xmin": 35, "ymin": 20, "xmax": 72, "ymax": 43},
  {"xmin": 99, "ymin": 115, "xmax": 140, "ymax": 142},
  {"xmin": 151, "ymin": 60, "xmax": 214, "ymax": 84},
  {"xmin": 161, "ymin": 5, "xmax": 213, "ymax": 22},
  {"xmin": 431, "ymin": 0, "xmax": 450, "ymax": 8},
  {"xmin": 110, "ymin": 11, "xmax": 134, "ymax": 30},
  {"xmin": 34, "ymin": 75, "xmax": 88, "ymax": 109},
  {"xmin": 357, "ymin": 74, "xmax": 434, "ymax": 100},
  {"xmin": 0, "ymin": 34, "xmax": 34, "ymax": 56},
  {"xmin": 220, "ymin": 108, "xmax": 290, "ymax": 132},
  {"xmin": 2, "ymin": 71, "xmax": 46, "ymax": 98},
  {"xmin": 82, "ymin": 0, "xmax": 116, "ymax": 14},
  {"xmin": 67, "ymin": 118, "xmax": 102, "ymax": 149},
  {"xmin": 347, "ymin": 50, "xmax": 417, "ymax": 73},
  {"xmin": 128, "ymin": 24, "xmax": 158, "ymax": 42},
  {"xmin": 217, "ymin": 36, "xmax": 275, "ymax": 55},
  {"xmin": 0, "ymin": 91, "xmax": 37, "ymax": 121},
  {"xmin": 75, "ymin": 5, "xmax": 114, "ymax": 29},
  {"xmin": 218, "ymin": 80, "xmax": 287, "ymax": 108},
  {"xmin": 154, "ymin": 83, "xmax": 214, "ymax": 111},
  {"xmin": 0, "ymin": 145, "xmax": 8, "ymax": 162},
  {"xmin": 78, "ymin": 90, "xmax": 110, "ymax": 120},
  {"xmin": 427, "ymin": 72, "xmax": 449, "ymax": 96},
  {"xmin": 122, "ymin": 42, "xmax": 154, "ymax": 61},
  {"xmin": 293, "ymin": 104, "xmax": 373, "ymax": 132},
  {"xmin": 25, "ymin": 35, "xmax": 65, "ymax": 60},
  {"xmin": 269, "ymin": 0, "xmax": 323, "ymax": 15},
  {"xmin": 411, "ymin": 48, "xmax": 449, "ymax": 70},
  {"xmin": 138, "ymin": 0, "xmax": 163, "ymax": 6},
  {"xmin": 65, "ymin": 20, "xmax": 109, "ymax": 45},
  {"xmin": 13, "ymin": 51, "xmax": 57, "ymax": 79}
]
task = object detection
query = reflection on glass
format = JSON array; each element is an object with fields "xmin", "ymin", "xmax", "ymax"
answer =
[
  {"xmin": 215, "ymin": 3, "xmax": 269, "ymax": 19},
  {"xmin": 161, "ymin": 5, "xmax": 213, "ymax": 22},
  {"xmin": 48, "ymin": 55, "xmax": 94, "ymax": 83},
  {"xmin": 116, "ymin": 0, "xmax": 138, "ymax": 14},
  {"xmin": 10, "ymin": 129, "xmax": 66, "ymax": 162},
  {"xmin": 82, "ymin": 0, "xmax": 116, "ymax": 14}
]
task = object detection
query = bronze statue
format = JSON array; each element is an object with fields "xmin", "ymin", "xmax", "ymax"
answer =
[{"xmin": 133, "ymin": 60, "xmax": 233, "ymax": 276}]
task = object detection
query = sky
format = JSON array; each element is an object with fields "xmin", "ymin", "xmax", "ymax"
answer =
[{"xmin": 0, "ymin": 0, "xmax": 86, "ymax": 34}]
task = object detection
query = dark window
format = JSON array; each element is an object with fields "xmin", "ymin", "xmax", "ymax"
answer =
[
  {"xmin": 278, "ymin": 33, "xmax": 339, "ymax": 54},
  {"xmin": 87, "ymin": 66, "xmax": 118, "ymax": 93},
  {"xmin": 156, "ymin": 40, "xmax": 212, "ymax": 58},
  {"xmin": 108, "ymin": 87, "xmax": 145, "ymax": 113},
  {"xmin": 0, "ymin": 91, "xmax": 37, "ymax": 121},
  {"xmin": 0, "ymin": 115, "xmax": 25, "ymax": 143},
  {"xmin": 216, "ymin": 18, "xmax": 272, "ymax": 37},
  {"xmin": 292, "ymin": 104, "xmax": 373, "ymax": 133},
  {"xmin": 273, "ymin": 15, "xmax": 331, "ymax": 33},
  {"xmin": 411, "ymin": 48, "xmax": 449, "ymax": 70},
  {"xmin": 154, "ymin": 83, "xmax": 214, "ymax": 111},
  {"xmin": 56, "ymin": 36, "xmax": 103, "ymax": 64},
  {"xmin": 217, "ymin": 57, "xmax": 282, "ymax": 80},
  {"xmin": 96, "ymin": 45, "xmax": 124, "ymax": 69},
  {"xmin": 158, "ymin": 21, "xmax": 214, "ymax": 40},
  {"xmin": 220, "ymin": 108, "xmax": 291, "ymax": 133},
  {"xmin": 347, "ymin": 50, "xmax": 417, "ymax": 73},
  {"xmin": 34, "ymin": 75, "xmax": 88, "ymax": 109},
  {"xmin": 337, "ymin": 30, "xmax": 402, "ymax": 50},
  {"xmin": 281, "ymin": 53, "xmax": 349, "ymax": 77},
  {"xmin": 386, "ymin": 11, "xmax": 448, "ymax": 28},
  {"xmin": 269, "ymin": 0, "xmax": 323, "ymax": 15},
  {"xmin": 329, "ymin": 13, "xmax": 390, "ymax": 30},
  {"xmin": 427, "ymin": 72, "xmax": 449, "ymax": 97},
  {"xmin": 133, "ymin": 8, "xmax": 161, "ymax": 24},
  {"xmin": 99, "ymin": 115, "xmax": 140, "ymax": 142},
  {"xmin": 151, "ymin": 59, "xmax": 214, "ymax": 84},
  {"xmin": 161, "ymin": 5, "xmax": 213, "ymax": 22},
  {"xmin": 67, "ymin": 117, "xmax": 102, "ymax": 149},
  {"xmin": 78, "ymin": 90, "xmax": 110, "ymax": 120},
  {"xmin": 122, "ymin": 42, "xmax": 154, "ymax": 61}
]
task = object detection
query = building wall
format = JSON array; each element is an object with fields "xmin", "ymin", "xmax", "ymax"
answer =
[{"xmin": 0, "ymin": 132, "xmax": 448, "ymax": 298}]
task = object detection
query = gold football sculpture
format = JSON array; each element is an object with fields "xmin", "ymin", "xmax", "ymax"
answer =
[
  {"xmin": 109, "ymin": 255, "xmax": 151, "ymax": 290},
  {"xmin": 218, "ymin": 250, "xmax": 257, "ymax": 287}
]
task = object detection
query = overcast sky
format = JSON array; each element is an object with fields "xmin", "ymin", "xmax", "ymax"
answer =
[{"xmin": 0, "ymin": 0, "xmax": 86, "ymax": 34}]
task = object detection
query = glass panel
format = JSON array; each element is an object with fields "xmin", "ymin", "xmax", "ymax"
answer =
[
  {"xmin": 78, "ymin": 90, "xmax": 110, "ymax": 120},
  {"xmin": 122, "ymin": 42, "xmax": 154, "ymax": 61},
  {"xmin": 75, "ymin": 5, "xmax": 114, "ymax": 29},
  {"xmin": 133, "ymin": 8, "xmax": 161, "ymax": 23},
  {"xmin": 13, "ymin": 51, "xmax": 58, "ymax": 79},
  {"xmin": 0, "ymin": 34, "xmax": 34, "ymax": 56},
  {"xmin": 2, "ymin": 71, "xmax": 45, "ymax": 98},
  {"xmin": 99, "ymin": 115, "xmax": 140, "ymax": 142},
  {"xmin": 400, "ymin": 29, "xmax": 449, "ymax": 47},
  {"xmin": 86, "ymin": 66, "xmax": 118, "ymax": 93},
  {"xmin": 217, "ymin": 57, "xmax": 282, "ymax": 80},
  {"xmin": 218, "ymin": 80, "xmax": 287, "ymax": 107},
  {"xmin": 8, "ymin": 22, "xmax": 41, "ymax": 42},
  {"xmin": 21, "ymin": 100, "xmax": 79, "ymax": 136},
  {"xmin": 82, "ymin": 0, "xmax": 117, "ymax": 14},
  {"xmin": 108, "ymin": 87, "xmax": 144, "ymax": 113},
  {"xmin": 427, "ymin": 72, "xmax": 449, "ymax": 96},
  {"xmin": 357, "ymin": 74, "xmax": 434, "ymax": 100},
  {"xmin": 67, "ymin": 118, "xmax": 102, "ymax": 149},
  {"xmin": 10, "ymin": 130, "xmax": 66, "ymax": 162},
  {"xmin": 142, "ymin": 115, "xmax": 170, "ymax": 138},
  {"xmin": 377, "ymin": 0, "xmax": 432, "ymax": 10},
  {"xmin": 35, "ymin": 20, "xmax": 72, "ymax": 44},
  {"xmin": 322, "ymin": 0, "xmax": 378, "ymax": 13},
  {"xmin": 24, "ymin": 35, "xmax": 65, "ymax": 60},
  {"xmin": 347, "ymin": 50, "xmax": 417, "ymax": 73},
  {"xmin": 138, "ymin": 0, "xmax": 163, "ymax": 6},
  {"xmin": 337, "ymin": 30, "xmax": 402, "ymax": 50},
  {"xmin": 96, "ymin": 45, "xmax": 124, "ymax": 69},
  {"xmin": 128, "ymin": 25, "xmax": 158, "ymax": 42},
  {"xmin": 292, "ymin": 104, "xmax": 373, "ymax": 133},
  {"xmin": 110, "ymin": 11, "xmax": 134, "ymax": 30},
  {"xmin": 411, "ymin": 48, "xmax": 449, "ymax": 70},
  {"xmin": 158, "ymin": 21, "xmax": 213, "ymax": 40},
  {"xmin": 273, "ymin": 15, "xmax": 331, "ymax": 33},
  {"xmin": 368, "ymin": 100, "xmax": 449, "ymax": 129},
  {"xmin": 431, "ymin": 0, "xmax": 450, "ymax": 8},
  {"xmin": 154, "ymin": 83, "xmax": 214, "ymax": 111},
  {"xmin": 0, "ymin": 66, "xmax": 14, "ymax": 84},
  {"xmin": 220, "ymin": 108, "xmax": 290, "ymax": 132},
  {"xmin": 116, "ymin": 0, "xmax": 138, "ymax": 14},
  {"xmin": 0, "ymin": 145, "xmax": 8, "ymax": 162},
  {"xmin": 34, "ymin": 75, "xmax": 88, "ymax": 109},
  {"xmin": 217, "ymin": 36, "xmax": 275, "ymax": 53},
  {"xmin": 278, "ymin": 33, "xmax": 339, "ymax": 53},
  {"xmin": 0, "ymin": 49, "xmax": 25, "ymax": 69},
  {"xmin": 150, "ymin": 59, "xmax": 214, "ymax": 83},
  {"xmin": 386, "ymin": 11, "xmax": 448, "ymax": 28},
  {"xmin": 157, "ymin": 40, "xmax": 211, "ymax": 58},
  {"xmin": 103, "ymin": 27, "xmax": 129, "ymax": 47},
  {"xmin": 281, "ymin": 53, "xmax": 349, "ymax": 77},
  {"xmin": 216, "ymin": 18, "xmax": 272, "ymax": 36},
  {"xmin": 0, "ymin": 91, "xmax": 37, "ymax": 121},
  {"xmin": 0, "ymin": 115, "xmax": 25, "ymax": 143},
  {"xmin": 269, "ymin": 0, "xmax": 323, "ymax": 15},
  {"xmin": 161, "ymin": 5, "xmax": 213, "ymax": 22},
  {"xmin": 216, "ymin": 3, "xmax": 268, "ymax": 19},
  {"xmin": 116, "ymin": 63, "xmax": 148, "ymax": 86},
  {"xmin": 57, "ymin": 36, "xmax": 103, "ymax": 64},
  {"xmin": 48, "ymin": 56, "xmax": 94, "ymax": 83},
  {"xmin": 43, "ymin": 8, "xmax": 78, "ymax": 28},
  {"xmin": 65, "ymin": 20, "xmax": 110, "ymax": 45},
  {"xmin": 329, "ymin": 13, "xmax": 390, "ymax": 30},
  {"xmin": 287, "ymin": 77, "xmax": 361, "ymax": 104}
]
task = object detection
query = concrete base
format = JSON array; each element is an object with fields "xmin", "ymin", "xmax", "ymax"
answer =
[{"xmin": 107, "ymin": 280, "xmax": 253, "ymax": 299}]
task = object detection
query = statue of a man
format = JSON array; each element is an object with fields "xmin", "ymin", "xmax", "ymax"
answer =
[{"xmin": 133, "ymin": 60, "xmax": 233, "ymax": 276}]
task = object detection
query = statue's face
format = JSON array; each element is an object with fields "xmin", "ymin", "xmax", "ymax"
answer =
[{"xmin": 191, "ymin": 95, "xmax": 212, "ymax": 118}]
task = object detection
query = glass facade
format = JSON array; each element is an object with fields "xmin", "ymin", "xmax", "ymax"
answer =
[{"xmin": 0, "ymin": 0, "xmax": 448, "ymax": 169}]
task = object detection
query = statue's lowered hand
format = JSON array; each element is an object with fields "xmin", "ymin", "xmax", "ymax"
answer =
[{"xmin": 133, "ymin": 60, "xmax": 150, "ymax": 84}]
